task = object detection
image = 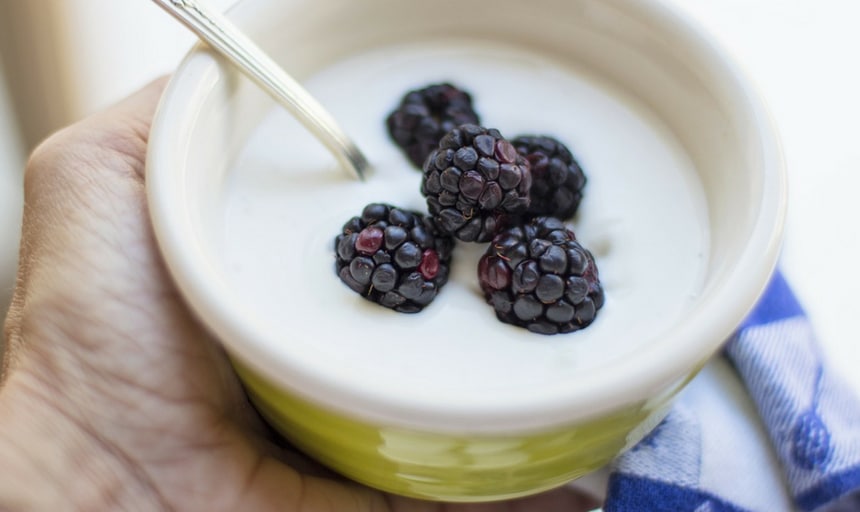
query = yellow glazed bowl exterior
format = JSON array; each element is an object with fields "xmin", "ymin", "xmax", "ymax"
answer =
[{"xmin": 235, "ymin": 360, "xmax": 698, "ymax": 501}]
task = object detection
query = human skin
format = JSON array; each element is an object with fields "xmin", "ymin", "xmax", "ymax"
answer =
[{"xmin": 0, "ymin": 79, "xmax": 599, "ymax": 512}]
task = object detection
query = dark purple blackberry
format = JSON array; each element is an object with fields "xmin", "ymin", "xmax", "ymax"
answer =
[
  {"xmin": 335, "ymin": 203, "xmax": 454, "ymax": 313},
  {"xmin": 477, "ymin": 217, "xmax": 604, "ymax": 335},
  {"xmin": 386, "ymin": 83, "xmax": 481, "ymax": 169},
  {"xmin": 512, "ymin": 135, "xmax": 586, "ymax": 220},
  {"xmin": 421, "ymin": 124, "xmax": 532, "ymax": 243}
]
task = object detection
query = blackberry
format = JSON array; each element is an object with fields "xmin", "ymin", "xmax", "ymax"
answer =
[
  {"xmin": 421, "ymin": 124, "xmax": 532, "ymax": 243},
  {"xmin": 512, "ymin": 135, "xmax": 586, "ymax": 220},
  {"xmin": 335, "ymin": 203, "xmax": 454, "ymax": 313},
  {"xmin": 477, "ymin": 217, "xmax": 604, "ymax": 334},
  {"xmin": 386, "ymin": 83, "xmax": 481, "ymax": 169}
]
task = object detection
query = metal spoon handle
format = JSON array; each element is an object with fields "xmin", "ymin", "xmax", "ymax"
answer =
[{"xmin": 152, "ymin": 0, "xmax": 368, "ymax": 180}]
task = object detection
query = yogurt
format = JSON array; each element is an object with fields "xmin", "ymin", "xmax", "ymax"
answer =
[{"xmin": 220, "ymin": 39, "xmax": 709, "ymax": 408}]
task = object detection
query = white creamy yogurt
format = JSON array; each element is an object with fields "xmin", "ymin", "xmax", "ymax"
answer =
[{"xmin": 220, "ymin": 39, "xmax": 709, "ymax": 407}]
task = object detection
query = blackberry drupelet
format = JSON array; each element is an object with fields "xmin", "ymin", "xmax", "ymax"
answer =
[
  {"xmin": 512, "ymin": 135, "xmax": 587, "ymax": 220},
  {"xmin": 421, "ymin": 124, "xmax": 533, "ymax": 243},
  {"xmin": 386, "ymin": 83, "xmax": 481, "ymax": 169},
  {"xmin": 477, "ymin": 216, "xmax": 604, "ymax": 334},
  {"xmin": 335, "ymin": 203, "xmax": 455, "ymax": 313}
]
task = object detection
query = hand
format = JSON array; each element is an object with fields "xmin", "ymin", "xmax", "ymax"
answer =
[{"xmin": 0, "ymin": 79, "xmax": 599, "ymax": 512}]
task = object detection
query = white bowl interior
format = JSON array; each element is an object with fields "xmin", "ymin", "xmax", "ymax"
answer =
[{"xmin": 147, "ymin": 0, "xmax": 784, "ymax": 432}]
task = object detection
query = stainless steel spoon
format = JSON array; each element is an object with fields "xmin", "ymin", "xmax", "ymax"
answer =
[{"xmin": 151, "ymin": 0, "xmax": 369, "ymax": 181}]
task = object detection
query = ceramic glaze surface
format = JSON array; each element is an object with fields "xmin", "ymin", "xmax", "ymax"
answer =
[{"xmin": 234, "ymin": 359, "xmax": 691, "ymax": 501}]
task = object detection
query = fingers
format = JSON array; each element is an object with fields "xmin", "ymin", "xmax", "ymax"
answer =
[
  {"xmin": 1, "ymin": 75, "xmax": 278, "ymax": 469},
  {"xmin": 21, "ymin": 77, "xmax": 167, "ymax": 278},
  {"xmin": 2, "ymin": 77, "xmax": 169, "ymax": 372},
  {"xmin": 15, "ymin": 75, "xmax": 168, "ymax": 275}
]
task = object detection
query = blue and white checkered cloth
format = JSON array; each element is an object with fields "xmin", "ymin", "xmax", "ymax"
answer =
[{"xmin": 603, "ymin": 271, "xmax": 860, "ymax": 512}]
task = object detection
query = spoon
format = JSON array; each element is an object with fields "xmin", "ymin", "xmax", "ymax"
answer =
[{"xmin": 151, "ymin": 0, "xmax": 369, "ymax": 181}]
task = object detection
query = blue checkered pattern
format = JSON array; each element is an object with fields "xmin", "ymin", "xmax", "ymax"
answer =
[{"xmin": 604, "ymin": 271, "xmax": 860, "ymax": 512}]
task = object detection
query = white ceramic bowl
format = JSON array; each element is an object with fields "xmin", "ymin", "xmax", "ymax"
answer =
[{"xmin": 146, "ymin": 0, "xmax": 786, "ymax": 501}]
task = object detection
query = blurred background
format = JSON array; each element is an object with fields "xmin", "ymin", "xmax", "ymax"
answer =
[{"xmin": 0, "ymin": 1, "xmax": 858, "ymax": 394}]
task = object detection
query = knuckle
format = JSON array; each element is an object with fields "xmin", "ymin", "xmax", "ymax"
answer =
[{"xmin": 23, "ymin": 127, "xmax": 84, "ymax": 193}]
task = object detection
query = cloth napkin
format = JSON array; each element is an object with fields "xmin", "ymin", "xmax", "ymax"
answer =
[{"xmin": 602, "ymin": 271, "xmax": 860, "ymax": 512}]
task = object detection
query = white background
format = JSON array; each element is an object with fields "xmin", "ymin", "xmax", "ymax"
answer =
[{"xmin": 0, "ymin": 1, "xmax": 857, "ymax": 399}]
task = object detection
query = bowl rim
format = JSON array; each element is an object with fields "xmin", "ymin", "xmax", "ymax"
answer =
[{"xmin": 146, "ymin": 0, "xmax": 787, "ymax": 434}]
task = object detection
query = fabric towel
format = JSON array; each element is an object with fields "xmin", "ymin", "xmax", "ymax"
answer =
[{"xmin": 602, "ymin": 271, "xmax": 860, "ymax": 512}]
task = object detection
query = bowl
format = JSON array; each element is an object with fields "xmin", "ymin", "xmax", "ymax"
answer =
[{"xmin": 146, "ymin": 0, "xmax": 786, "ymax": 502}]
